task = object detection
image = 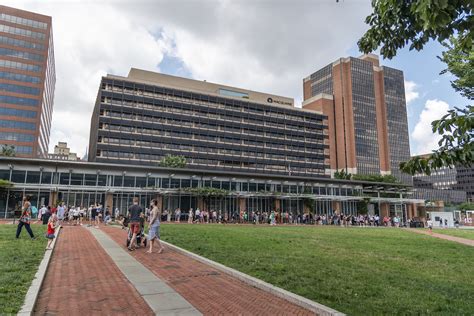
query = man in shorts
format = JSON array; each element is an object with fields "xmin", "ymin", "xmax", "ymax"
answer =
[{"xmin": 127, "ymin": 197, "xmax": 142, "ymax": 251}]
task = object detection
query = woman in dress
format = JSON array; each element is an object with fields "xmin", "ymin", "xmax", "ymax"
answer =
[
  {"xmin": 147, "ymin": 199, "xmax": 164, "ymax": 254},
  {"xmin": 16, "ymin": 196, "xmax": 35, "ymax": 239}
]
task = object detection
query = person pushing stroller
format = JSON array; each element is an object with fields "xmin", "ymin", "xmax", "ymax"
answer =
[{"xmin": 127, "ymin": 197, "xmax": 146, "ymax": 251}]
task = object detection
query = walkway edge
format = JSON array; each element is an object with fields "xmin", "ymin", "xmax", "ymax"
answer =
[
  {"xmin": 18, "ymin": 226, "xmax": 62, "ymax": 316},
  {"xmin": 161, "ymin": 240, "xmax": 345, "ymax": 316}
]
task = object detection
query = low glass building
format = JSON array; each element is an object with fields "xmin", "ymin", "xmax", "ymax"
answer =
[{"xmin": 0, "ymin": 157, "xmax": 421, "ymax": 220}]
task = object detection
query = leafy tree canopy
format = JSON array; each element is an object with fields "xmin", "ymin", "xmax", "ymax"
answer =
[
  {"xmin": 358, "ymin": 0, "xmax": 473, "ymax": 175},
  {"xmin": 0, "ymin": 144, "xmax": 15, "ymax": 157},
  {"xmin": 159, "ymin": 155, "xmax": 186, "ymax": 168}
]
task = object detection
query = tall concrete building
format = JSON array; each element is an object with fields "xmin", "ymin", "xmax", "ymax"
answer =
[
  {"xmin": 0, "ymin": 5, "xmax": 55, "ymax": 157},
  {"xmin": 303, "ymin": 54, "xmax": 412, "ymax": 184},
  {"xmin": 89, "ymin": 69, "xmax": 329, "ymax": 177}
]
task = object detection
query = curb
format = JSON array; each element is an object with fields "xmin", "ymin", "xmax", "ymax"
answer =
[
  {"xmin": 160, "ymin": 240, "xmax": 345, "ymax": 316},
  {"xmin": 18, "ymin": 226, "xmax": 62, "ymax": 316}
]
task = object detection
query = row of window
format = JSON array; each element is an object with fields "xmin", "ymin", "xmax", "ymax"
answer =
[
  {"xmin": 0, "ymin": 119, "xmax": 36, "ymax": 130},
  {"xmin": 0, "ymin": 82, "xmax": 40, "ymax": 95},
  {"xmin": 0, "ymin": 23, "xmax": 46, "ymax": 40},
  {"xmin": 104, "ymin": 110, "xmax": 319, "ymax": 141},
  {"xmin": 0, "ymin": 70, "xmax": 41, "ymax": 83},
  {"xmin": 101, "ymin": 123, "xmax": 316, "ymax": 147},
  {"xmin": 0, "ymin": 47, "xmax": 43, "ymax": 62},
  {"xmin": 0, "ymin": 107, "xmax": 37, "ymax": 118},
  {"xmin": 101, "ymin": 140, "xmax": 324, "ymax": 163},
  {"xmin": 99, "ymin": 150, "xmax": 325, "ymax": 174},
  {"xmin": 0, "ymin": 13, "xmax": 48, "ymax": 30},
  {"xmin": 103, "ymin": 107, "xmax": 319, "ymax": 135},
  {"xmin": 0, "ymin": 58, "xmax": 41, "ymax": 72},
  {"xmin": 0, "ymin": 94, "xmax": 38, "ymax": 107},
  {"xmin": 0, "ymin": 131, "xmax": 35, "ymax": 142},
  {"xmin": 0, "ymin": 35, "xmax": 45, "ymax": 51},
  {"xmin": 103, "ymin": 84, "xmax": 321, "ymax": 123},
  {"xmin": 1, "ymin": 169, "xmax": 351, "ymax": 195},
  {"xmin": 14, "ymin": 145, "xmax": 33, "ymax": 154}
]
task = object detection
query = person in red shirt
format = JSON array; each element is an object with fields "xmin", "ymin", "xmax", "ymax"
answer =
[{"xmin": 45, "ymin": 214, "xmax": 59, "ymax": 250}]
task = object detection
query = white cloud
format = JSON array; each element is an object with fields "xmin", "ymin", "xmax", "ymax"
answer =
[
  {"xmin": 411, "ymin": 99, "xmax": 450, "ymax": 155},
  {"xmin": 4, "ymin": 1, "xmax": 372, "ymax": 156},
  {"xmin": 404, "ymin": 80, "xmax": 419, "ymax": 105},
  {"xmin": 3, "ymin": 1, "xmax": 171, "ymax": 155}
]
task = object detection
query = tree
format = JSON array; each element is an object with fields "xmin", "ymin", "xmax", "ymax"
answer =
[
  {"xmin": 358, "ymin": 0, "xmax": 473, "ymax": 175},
  {"xmin": 334, "ymin": 169, "xmax": 352, "ymax": 180},
  {"xmin": 0, "ymin": 144, "xmax": 16, "ymax": 157},
  {"xmin": 159, "ymin": 155, "xmax": 186, "ymax": 168}
]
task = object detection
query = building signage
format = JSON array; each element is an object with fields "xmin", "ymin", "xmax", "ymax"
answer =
[{"xmin": 267, "ymin": 97, "xmax": 292, "ymax": 106}]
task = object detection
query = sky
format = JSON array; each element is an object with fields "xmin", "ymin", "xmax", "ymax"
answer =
[{"xmin": 3, "ymin": 0, "xmax": 469, "ymax": 158}]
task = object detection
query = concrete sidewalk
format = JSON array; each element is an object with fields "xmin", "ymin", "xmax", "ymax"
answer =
[
  {"xmin": 88, "ymin": 227, "xmax": 201, "ymax": 315},
  {"xmin": 34, "ymin": 226, "xmax": 154, "ymax": 315},
  {"xmin": 101, "ymin": 226, "xmax": 316, "ymax": 315},
  {"xmin": 410, "ymin": 229, "xmax": 474, "ymax": 247}
]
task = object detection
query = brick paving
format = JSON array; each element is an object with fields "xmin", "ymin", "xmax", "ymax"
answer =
[
  {"xmin": 409, "ymin": 229, "xmax": 474, "ymax": 247},
  {"xmin": 101, "ymin": 226, "xmax": 315, "ymax": 316},
  {"xmin": 34, "ymin": 226, "xmax": 154, "ymax": 316}
]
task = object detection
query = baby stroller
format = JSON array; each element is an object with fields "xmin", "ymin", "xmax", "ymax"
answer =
[{"xmin": 126, "ymin": 219, "xmax": 147, "ymax": 248}]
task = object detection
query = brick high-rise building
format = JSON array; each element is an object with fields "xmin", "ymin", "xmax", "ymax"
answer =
[
  {"xmin": 303, "ymin": 54, "xmax": 412, "ymax": 184},
  {"xmin": 0, "ymin": 5, "xmax": 55, "ymax": 157}
]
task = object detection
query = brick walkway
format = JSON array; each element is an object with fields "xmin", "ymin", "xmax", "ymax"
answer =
[
  {"xmin": 101, "ymin": 226, "xmax": 314, "ymax": 315},
  {"xmin": 409, "ymin": 229, "xmax": 474, "ymax": 247},
  {"xmin": 34, "ymin": 226, "xmax": 153, "ymax": 316}
]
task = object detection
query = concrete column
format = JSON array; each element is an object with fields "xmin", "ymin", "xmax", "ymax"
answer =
[
  {"xmin": 197, "ymin": 197, "xmax": 204, "ymax": 210},
  {"xmin": 239, "ymin": 197, "xmax": 246, "ymax": 213},
  {"xmin": 380, "ymin": 203, "xmax": 389, "ymax": 218},
  {"xmin": 155, "ymin": 194, "xmax": 163, "ymax": 211},
  {"xmin": 275, "ymin": 198, "xmax": 281, "ymax": 212},
  {"xmin": 49, "ymin": 191, "xmax": 58, "ymax": 207},
  {"xmin": 105, "ymin": 193, "xmax": 113, "ymax": 213}
]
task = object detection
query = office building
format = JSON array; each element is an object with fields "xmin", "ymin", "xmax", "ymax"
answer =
[
  {"xmin": 48, "ymin": 141, "xmax": 78, "ymax": 160},
  {"xmin": 454, "ymin": 165, "xmax": 474, "ymax": 202},
  {"xmin": 411, "ymin": 154, "xmax": 471, "ymax": 204},
  {"xmin": 302, "ymin": 54, "xmax": 412, "ymax": 184},
  {"xmin": 0, "ymin": 156, "xmax": 421, "ymax": 220},
  {"xmin": 89, "ymin": 68, "xmax": 329, "ymax": 177},
  {"xmin": 0, "ymin": 5, "xmax": 55, "ymax": 157}
]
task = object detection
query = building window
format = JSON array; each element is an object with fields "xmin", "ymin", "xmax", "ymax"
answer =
[
  {"xmin": 0, "ymin": 13, "xmax": 48, "ymax": 30},
  {"xmin": 218, "ymin": 88, "xmax": 249, "ymax": 99},
  {"xmin": 0, "ymin": 58, "xmax": 41, "ymax": 72},
  {"xmin": 0, "ymin": 24, "xmax": 46, "ymax": 40},
  {"xmin": 0, "ymin": 119, "xmax": 36, "ymax": 130},
  {"xmin": 0, "ymin": 35, "xmax": 45, "ymax": 51},
  {"xmin": 0, "ymin": 47, "xmax": 44, "ymax": 62},
  {"xmin": 0, "ymin": 71, "xmax": 41, "ymax": 84},
  {"xmin": 0, "ymin": 82, "xmax": 41, "ymax": 95}
]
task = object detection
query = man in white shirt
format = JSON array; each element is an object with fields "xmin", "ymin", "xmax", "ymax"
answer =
[{"xmin": 39, "ymin": 205, "xmax": 47, "ymax": 220}]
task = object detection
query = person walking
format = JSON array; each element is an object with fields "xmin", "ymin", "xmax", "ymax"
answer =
[
  {"xmin": 147, "ymin": 199, "xmax": 164, "ymax": 254},
  {"xmin": 16, "ymin": 196, "xmax": 35, "ymax": 239},
  {"xmin": 45, "ymin": 214, "xmax": 59, "ymax": 250},
  {"xmin": 127, "ymin": 197, "xmax": 142, "ymax": 251}
]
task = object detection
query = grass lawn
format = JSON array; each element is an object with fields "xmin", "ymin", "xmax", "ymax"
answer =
[
  {"xmin": 432, "ymin": 228, "xmax": 474, "ymax": 240},
  {"xmin": 0, "ymin": 224, "xmax": 47, "ymax": 314},
  {"xmin": 161, "ymin": 224, "xmax": 474, "ymax": 315}
]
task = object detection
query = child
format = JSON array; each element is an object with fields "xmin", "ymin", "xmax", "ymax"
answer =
[
  {"xmin": 427, "ymin": 218, "xmax": 433, "ymax": 234},
  {"xmin": 45, "ymin": 214, "xmax": 59, "ymax": 250}
]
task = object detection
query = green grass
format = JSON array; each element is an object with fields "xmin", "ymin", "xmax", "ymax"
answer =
[
  {"xmin": 161, "ymin": 224, "xmax": 474, "ymax": 315},
  {"xmin": 0, "ymin": 224, "xmax": 47, "ymax": 314},
  {"xmin": 432, "ymin": 228, "xmax": 474, "ymax": 240}
]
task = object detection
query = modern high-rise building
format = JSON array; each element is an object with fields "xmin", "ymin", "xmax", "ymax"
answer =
[
  {"xmin": 302, "ymin": 54, "xmax": 412, "ymax": 184},
  {"xmin": 89, "ymin": 68, "xmax": 329, "ymax": 177},
  {"xmin": 0, "ymin": 5, "xmax": 55, "ymax": 157}
]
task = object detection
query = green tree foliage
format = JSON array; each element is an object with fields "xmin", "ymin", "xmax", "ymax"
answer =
[
  {"xmin": 159, "ymin": 155, "xmax": 186, "ymax": 168},
  {"xmin": 0, "ymin": 144, "xmax": 16, "ymax": 157},
  {"xmin": 0, "ymin": 179, "xmax": 13, "ymax": 189},
  {"xmin": 458, "ymin": 202, "xmax": 474, "ymax": 210},
  {"xmin": 334, "ymin": 169, "xmax": 352, "ymax": 180},
  {"xmin": 358, "ymin": 0, "xmax": 473, "ymax": 175},
  {"xmin": 351, "ymin": 174, "xmax": 400, "ymax": 183},
  {"xmin": 400, "ymin": 106, "xmax": 473, "ymax": 175},
  {"xmin": 183, "ymin": 187, "xmax": 229, "ymax": 197}
]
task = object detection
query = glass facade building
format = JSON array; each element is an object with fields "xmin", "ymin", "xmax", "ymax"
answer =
[
  {"xmin": 89, "ymin": 69, "xmax": 329, "ymax": 177},
  {"xmin": 0, "ymin": 5, "xmax": 55, "ymax": 158},
  {"xmin": 0, "ymin": 157, "xmax": 418, "ymax": 219},
  {"xmin": 303, "ymin": 54, "xmax": 412, "ymax": 184}
]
